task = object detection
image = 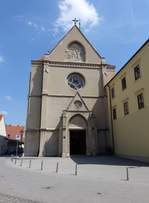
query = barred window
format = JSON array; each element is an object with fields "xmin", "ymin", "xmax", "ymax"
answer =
[
  {"xmin": 137, "ymin": 93, "xmax": 144, "ymax": 109},
  {"xmin": 123, "ymin": 101, "xmax": 129, "ymax": 115},
  {"xmin": 134, "ymin": 65, "xmax": 141, "ymax": 80},
  {"xmin": 121, "ymin": 77, "xmax": 127, "ymax": 90}
]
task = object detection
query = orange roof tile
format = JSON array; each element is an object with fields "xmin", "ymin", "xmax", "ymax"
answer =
[{"xmin": 6, "ymin": 125, "xmax": 24, "ymax": 141}]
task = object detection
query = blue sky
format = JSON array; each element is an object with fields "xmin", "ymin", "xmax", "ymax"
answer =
[{"xmin": 0, "ymin": 0, "xmax": 148, "ymax": 125}]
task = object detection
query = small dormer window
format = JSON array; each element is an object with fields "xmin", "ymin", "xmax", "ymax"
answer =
[{"xmin": 65, "ymin": 41, "xmax": 85, "ymax": 62}]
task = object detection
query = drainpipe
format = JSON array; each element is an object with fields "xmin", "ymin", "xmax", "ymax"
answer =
[{"xmin": 107, "ymin": 85, "xmax": 115, "ymax": 154}]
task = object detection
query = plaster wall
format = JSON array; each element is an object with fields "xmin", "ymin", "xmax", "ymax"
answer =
[
  {"xmin": 107, "ymin": 41, "xmax": 149, "ymax": 161},
  {"xmin": 45, "ymin": 26, "xmax": 102, "ymax": 64}
]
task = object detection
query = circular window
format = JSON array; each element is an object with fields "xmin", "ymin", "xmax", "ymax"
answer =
[
  {"xmin": 67, "ymin": 73, "xmax": 85, "ymax": 90},
  {"xmin": 74, "ymin": 100, "xmax": 82, "ymax": 109}
]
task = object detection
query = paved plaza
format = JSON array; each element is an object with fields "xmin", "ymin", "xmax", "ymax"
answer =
[{"xmin": 0, "ymin": 156, "xmax": 149, "ymax": 202}]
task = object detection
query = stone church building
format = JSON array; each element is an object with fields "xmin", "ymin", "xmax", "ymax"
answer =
[{"xmin": 24, "ymin": 25, "xmax": 115, "ymax": 157}]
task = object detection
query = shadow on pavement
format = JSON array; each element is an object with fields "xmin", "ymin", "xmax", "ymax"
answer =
[{"xmin": 70, "ymin": 155, "xmax": 149, "ymax": 167}]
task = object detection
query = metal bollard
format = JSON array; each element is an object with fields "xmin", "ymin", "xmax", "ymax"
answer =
[
  {"xmin": 20, "ymin": 159, "xmax": 23, "ymax": 167},
  {"xmin": 126, "ymin": 167, "xmax": 129, "ymax": 181},
  {"xmin": 41, "ymin": 160, "xmax": 44, "ymax": 171},
  {"xmin": 56, "ymin": 162, "xmax": 59, "ymax": 173},
  {"xmin": 29, "ymin": 159, "xmax": 32, "ymax": 168},
  {"xmin": 15, "ymin": 159, "xmax": 17, "ymax": 165},
  {"xmin": 75, "ymin": 164, "xmax": 78, "ymax": 176}
]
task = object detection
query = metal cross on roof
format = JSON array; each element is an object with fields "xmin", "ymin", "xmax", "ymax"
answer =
[{"xmin": 72, "ymin": 18, "xmax": 79, "ymax": 26}]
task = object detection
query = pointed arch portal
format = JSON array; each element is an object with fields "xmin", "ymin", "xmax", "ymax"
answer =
[{"xmin": 69, "ymin": 114, "xmax": 87, "ymax": 155}]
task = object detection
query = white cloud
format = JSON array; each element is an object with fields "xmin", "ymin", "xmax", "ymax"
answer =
[
  {"xmin": 40, "ymin": 26, "xmax": 45, "ymax": 32},
  {"xmin": 27, "ymin": 21, "xmax": 46, "ymax": 32},
  {"xmin": 55, "ymin": 0, "xmax": 102, "ymax": 31},
  {"xmin": 0, "ymin": 56, "xmax": 5, "ymax": 64},
  {"xmin": 0, "ymin": 111, "xmax": 8, "ymax": 116},
  {"xmin": 28, "ymin": 21, "xmax": 38, "ymax": 28},
  {"xmin": 28, "ymin": 21, "xmax": 32, "ymax": 26},
  {"xmin": 5, "ymin": 96, "xmax": 13, "ymax": 101}
]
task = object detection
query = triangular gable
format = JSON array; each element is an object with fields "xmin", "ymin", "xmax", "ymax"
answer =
[
  {"xmin": 40, "ymin": 25, "xmax": 102, "ymax": 64},
  {"xmin": 66, "ymin": 91, "xmax": 89, "ymax": 112}
]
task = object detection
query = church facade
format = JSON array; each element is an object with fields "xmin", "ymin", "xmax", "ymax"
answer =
[{"xmin": 24, "ymin": 25, "xmax": 115, "ymax": 157}]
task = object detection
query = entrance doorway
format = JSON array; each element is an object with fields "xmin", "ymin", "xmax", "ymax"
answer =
[{"xmin": 70, "ymin": 130, "xmax": 86, "ymax": 155}]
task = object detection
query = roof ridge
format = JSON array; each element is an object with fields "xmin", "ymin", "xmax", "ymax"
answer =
[{"xmin": 105, "ymin": 38, "xmax": 149, "ymax": 86}]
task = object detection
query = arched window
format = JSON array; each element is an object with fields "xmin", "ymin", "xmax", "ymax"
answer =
[{"xmin": 66, "ymin": 41, "xmax": 85, "ymax": 62}]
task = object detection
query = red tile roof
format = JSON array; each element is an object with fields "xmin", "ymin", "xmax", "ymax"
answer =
[{"xmin": 6, "ymin": 125, "xmax": 24, "ymax": 142}]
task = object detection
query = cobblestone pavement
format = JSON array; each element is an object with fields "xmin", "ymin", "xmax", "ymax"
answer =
[
  {"xmin": 0, "ymin": 193, "xmax": 41, "ymax": 203},
  {"xmin": 1, "ymin": 157, "xmax": 149, "ymax": 203}
]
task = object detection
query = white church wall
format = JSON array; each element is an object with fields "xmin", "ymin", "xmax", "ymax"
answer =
[
  {"xmin": 30, "ymin": 64, "xmax": 43, "ymax": 96},
  {"xmin": 26, "ymin": 97, "xmax": 41, "ymax": 129},
  {"xmin": 24, "ymin": 131, "xmax": 40, "ymax": 156},
  {"xmin": 41, "ymin": 96, "xmax": 108, "ymax": 130},
  {"xmin": 0, "ymin": 116, "xmax": 6, "ymax": 137},
  {"xmin": 46, "ymin": 66, "xmax": 101, "ymax": 97},
  {"xmin": 0, "ymin": 116, "xmax": 7, "ymax": 155},
  {"xmin": 46, "ymin": 26, "xmax": 102, "ymax": 64}
]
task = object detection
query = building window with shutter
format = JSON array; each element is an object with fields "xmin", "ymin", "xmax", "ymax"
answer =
[
  {"xmin": 134, "ymin": 65, "xmax": 141, "ymax": 80},
  {"xmin": 123, "ymin": 101, "xmax": 129, "ymax": 115},
  {"xmin": 121, "ymin": 77, "xmax": 127, "ymax": 90},
  {"xmin": 137, "ymin": 93, "xmax": 144, "ymax": 109}
]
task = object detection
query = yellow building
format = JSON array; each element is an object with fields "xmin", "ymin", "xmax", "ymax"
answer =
[{"xmin": 106, "ymin": 39, "xmax": 149, "ymax": 162}]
